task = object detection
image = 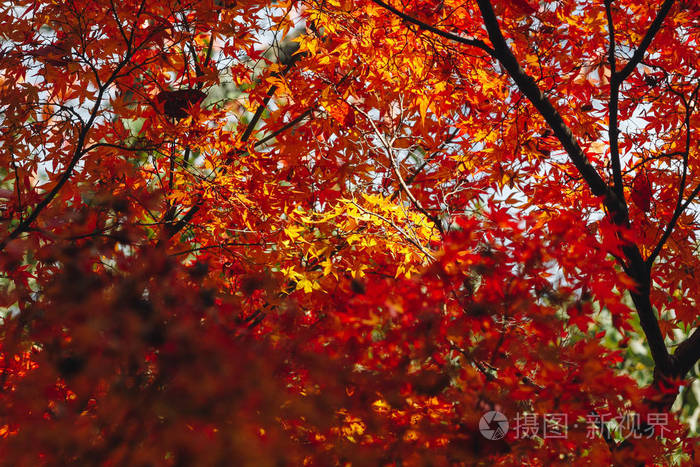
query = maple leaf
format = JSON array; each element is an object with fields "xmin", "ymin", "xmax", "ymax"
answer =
[
  {"xmin": 631, "ymin": 171, "xmax": 652, "ymax": 212},
  {"xmin": 1, "ymin": 0, "xmax": 699, "ymax": 464}
]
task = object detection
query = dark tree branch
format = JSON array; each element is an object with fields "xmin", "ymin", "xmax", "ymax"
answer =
[
  {"xmin": 162, "ymin": 46, "xmax": 307, "ymax": 240},
  {"xmin": 628, "ymin": 280, "xmax": 673, "ymax": 375},
  {"xmin": 647, "ymin": 84, "xmax": 700, "ymax": 266},
  {"xmin": 673, "ymin": 328, "xmax": 700, "ymax": 377},
  {"xmin": 239, "ymin": 56, "xmax": 303, "ymax": 144},
  {"xmin": 368, "ymin": 0, "xmax": 671, "ymax": 371},
  {"xmin": 374, "ymin": 0, "xmax": 625, "ymax": 217},
  {"xmin": 602, "ymin": 0, "xmax": 676, "ymax": 271},
  {"xmin": 614, "ymin": 0, "xmax": 675, "ymax": 83},
  {"xmin": 169, "ymin": 241, "xmax": 269, "ymax": 257},
  {"xmin": 369, "ymin": 0, "xmax": 494, "ymax": 55},
  {"xmin": 161, "ymin": 198, "xmax": 203, "ymax": 240},
  {"xmin": 592, "ymin": 411, "xmax": 618, "ymax": 452},
  {"xmin": 0, "ymin": 55, "xmax": 133, "ymax": 252},
  {"xmin": 473, "ymin": 0, "xmax": 625, "ymax": 214},
  {"xmin": 604, "ymin": 0, "xmax": 626, "ymax": 203},
  {"xmin": 253, "ymin": 107, "xmax": 314, "ymax": 149},
  {"xmin": 472, "ymin": 0, "xmax": 675, "ymax": 375}
]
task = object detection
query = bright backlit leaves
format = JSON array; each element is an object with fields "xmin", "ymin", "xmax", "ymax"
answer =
[{"xmin": 1, "ymin": 0, "xmax": 699, "ymax": 465}]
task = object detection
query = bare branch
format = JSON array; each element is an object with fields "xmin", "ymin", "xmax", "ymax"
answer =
[
  {"xmin": 388, "ymin": 150, "xmax": 444, "ymax": 235},
  {"xmin": 352, "ymin": 102, "xmax": 445, "ymax": 235}
]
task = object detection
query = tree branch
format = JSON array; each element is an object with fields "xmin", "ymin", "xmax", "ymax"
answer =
[
  {"xmin": 673, "ymin": 327, "xmax": 700, "ymax": 377},
  {"xmin": 163, "ymin": 53, "xmax": 307, "ymax": 241},
  {"xmin": 472, "ymin": 0, "xmax": 674, "ymax": 375},
  {"xmin": 0, "ymin": 55, "xmax": 132, "ymax": 252},
  {"xmin": 238, "ymin": 56, "xmax": 303, "ymax": 145},
  {"xmin": 614, "ymin": 0, "xmax": 675, "ymax": 83},
  {"xmin": 349, "ymin": 199, "xmax": 435, "ymax": 261},
  {"xmin": 388, "ymin": 149, "xmax": 445, "ymax": 235},
  {"xmin": 604, "ymin": 0, "xmax": 626, "ymax": 203},
  {"xmin": 352, "ymin": 102, "xmax": 445, "ymax": 236},
  {"xmin": 473, "ymin": 0, "xmax": 626, "ymax": 218},
  {"xmin": 628, "ymin": 281, "xmax": 673, "ymax": 375},
  {"xmin": 603, "ymin": 0, "xmax": 675, "ymax": 231},
  {"xmin": 369, "ymin": 0, "xmax": 494, "ymax": 55},
  {"xmin": 647, "ymin": 84, "xmax": 700, "ymax": 266}
]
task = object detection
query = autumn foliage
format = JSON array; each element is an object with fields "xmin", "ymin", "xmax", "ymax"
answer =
[{"xmin": 1, "ymin": 0, "xmax": 700, "ymax": 464}]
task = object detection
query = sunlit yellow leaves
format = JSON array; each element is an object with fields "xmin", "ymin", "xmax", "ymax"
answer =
[
  {"xmin": 284, "ymin": 224, "xmax": 306, "ymax": 243},
  {"xmin": 335, "ymin": 409, "xmax": 366, "ymax": 443},
  {"xmin": 474, "ymin": 67, "xmax": 499, "ymax": 93},
  {"xmin": 394, "ymin": 263, "xmax": 418, "ymax": 279},
  {"xmin": 281, "ymin": 266, "xmax": 319, "ymax": 293},
  {"xmin": 3, "ymin": 0, "xmax": 698, "ymax": 463},
  {"xmin": 297, "ymin": 36, "xmax": 319, "ymax": 56},
  {"xmin": 281, "ymin": 266, "xmax": 303, "ymax": 281},
  {"xmin": 321, "ymin": 257, "xmax": 335, "ymax": 277},
  {"xmin": 372, "ymin": 399, "xmax": 390, "ymax": 413},
  {"xmin": 417, "ymin": 94, "xmax": 430, "ymax": 125},
  {"xmin": 296, "ymin": 278, "xmax": 320, "ymax": 293}
]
